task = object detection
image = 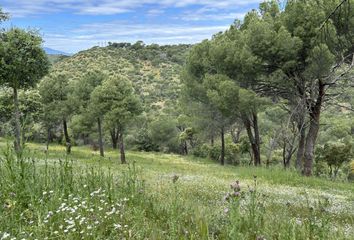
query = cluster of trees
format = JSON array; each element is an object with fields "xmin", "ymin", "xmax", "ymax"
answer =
[
  {"xmin": 182, "ymin": 0, "xmax": 354, "ymax": 176},
  {"xmin": 0, "ymin": 2, "xmax": 353, "ymax": 177},
  {"xmin": 0, "ymin": 9, "xmax": 142, "ymax": 163},
  {"xmin": 39, "ymin": 70, "xmax": 142, "ymax": 162}
]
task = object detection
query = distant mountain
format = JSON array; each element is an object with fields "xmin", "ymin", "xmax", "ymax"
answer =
[{"xmin": 44, "ymin": 47, "xmax": 71, "ymax": 56}]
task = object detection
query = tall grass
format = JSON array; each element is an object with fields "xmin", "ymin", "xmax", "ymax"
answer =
[{"xmin": 0, "ymin": 144, "xmax": 353, "ymax": 239}]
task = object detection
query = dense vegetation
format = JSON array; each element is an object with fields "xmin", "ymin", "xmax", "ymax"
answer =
[{"xmin": 0, "ymin": 1, "xmax": 354, "ymax": 239}]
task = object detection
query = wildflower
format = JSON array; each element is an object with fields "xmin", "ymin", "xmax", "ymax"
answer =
[
  {"xmin": 1, "ymin": 232, "xmax": 10, "ymax": 240},
  {"xmin": 223, "ymin": 193, "xmax": 230, "ymax": 202},
  {"xmin": 106, "ymin": 207, "xmax": 116, "ymax": 216},
  {"xmin": 224, "ymin": 208, "xmax": 229, "ymax": 214},
  {"xmin": 295, "ymin": 218, "xmax": 302, "ymax": 225},
  {"xmin": 230, "ymin": 181, "xmax": 241, "ymax": 192},
  {"xmin": 232, "ymin": 191, "xmax": 241, "ymax": 197},
  {"xmin": 114, "ymin": 224, "xmax": 122, "ymax": 229}
]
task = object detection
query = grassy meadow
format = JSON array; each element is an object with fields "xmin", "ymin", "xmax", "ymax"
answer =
[{"xmin": 0, "ymin": 138, "xmax": 353, "ymax": 240}]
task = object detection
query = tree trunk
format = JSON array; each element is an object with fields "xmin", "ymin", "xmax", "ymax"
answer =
[
  {"xmin": 110, "ymin": 129, "xmax": 119, "ymax": 149},
  {"xmin": 220, "ymin": 127, "xmax": 225, "ymax": 166},
  {"xmin": 303, "ymin": 81, "xmax": 324, "ymax": 176},
  {"xmin": 253, "ymin": 113, "xmax": 261, "ymax": 166},
  {"xmin": 63, "ymin": 118, "xmax": 71, "ymax": 154},
  {"xmin": 296, "ymin": 126, "xmax": 306, "ymax": 170},
  {"xmin": 13, "ymin": 87, "xmax": 21, "ymax": 152},
  {"xmin": 303, "ymin": 118, "xmax": 320, "ymax": 176},
  {"xmin": 283, "ymin": 142, "xmax": 292, "ymax": 168},
  {"xmin": 183, "ymin": 141, "xmax": 188, "ymax": 155},
  {"xmin": 243, "ymin": 113, "xmax": 261, "ymax": 166},
  {"xmin": 231, "ymin": 127, "xmax": 242, "ymax": 144},
  {"xmin": 46, "ymin": 127, "xmax": 51, "ymax": 151},
  {"xmin": 97, "ymin": 118, "xmax": 104, "ymax": 157},
  {"xmin": 119, "ymin": 132, "xmax": 126, "ymax": 164}
]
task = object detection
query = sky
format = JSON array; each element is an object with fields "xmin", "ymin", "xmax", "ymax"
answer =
[{"xmin": 1, "ymin": 0, "xmax": 262, "ymax": 53}]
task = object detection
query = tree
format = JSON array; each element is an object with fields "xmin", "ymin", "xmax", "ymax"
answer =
[
  {"xmin": 39, "ymin": 72, "xmax": 74, "ymax": 154},
  {"xmin": 276, "ymin": 0, "xmax": 353, "ymax": 175},
  {"xmin": 218, "ymin": 0, "xmax": 354, "ymax": 175},
  {"xmin": 182, "ymin": 40, "xmax": 236, "ymax": 165},
  {"xmin": 150, "ymin": 116, "xmax": 179, "ymax": 153},
  {"xmin": 0, "ymin": 7, "xmax": 8, "ymax": 23},
  {"xmin": 90, "ymin": 74, "xmax": 141, "ymax": 164},
  {"xmin": 0, "ymin": 28, "xmax": 49, "ymax": 151},
  {"xmin": 318, "ymin": 142, "xmax": 352, "ymax": 178},
  {"xmin": 73, "ymin": 70, "xmax": 107, "ymax": 157},
  {"xmin": 203, "ymin": 74, "xmax": 240, "ymax": 165}
]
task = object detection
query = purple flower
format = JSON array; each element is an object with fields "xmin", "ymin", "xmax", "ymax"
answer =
[
  {"xmin": 230, "ymin": 181, "xmax": 241, "ymax": 192},
  {"xmin": 232, "ymin": 191, "xmax": 241, "ymax": 197}
]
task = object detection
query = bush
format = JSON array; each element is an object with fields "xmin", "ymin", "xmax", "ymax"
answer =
[
  {"xmin": 317, "ymin": 142, "xmax": 352, "ymax": 178},
  {"xmin": 192, "ymin": 141, "xmax": 241, "ymax": 165}
]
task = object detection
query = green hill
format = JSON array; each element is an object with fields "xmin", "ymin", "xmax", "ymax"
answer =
[{"xmin": 49, "ymin": 43, "xmax": 191, "ymax": 113}]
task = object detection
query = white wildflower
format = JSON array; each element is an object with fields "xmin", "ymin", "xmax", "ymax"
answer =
[{"xmin": 114, "ymin": 224, "xmax": 122, "ymax": 229}]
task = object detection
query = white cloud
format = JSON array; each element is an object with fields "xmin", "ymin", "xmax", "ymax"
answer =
[
  {"xmin": 1, "ymin": 0, "xmax": 263, "ymax": 52},
  {"xmin": 43, "ymin": 22, "xmax": 230, "ymax": 53},
  {"xmin": 2, "ymin": 0, "xmax": 262, "ymax": 16}
]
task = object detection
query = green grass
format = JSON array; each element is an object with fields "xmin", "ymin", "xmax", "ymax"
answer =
[{"xmin": 0, "ymin": 138, "xmax": 353, "ymax": 239}]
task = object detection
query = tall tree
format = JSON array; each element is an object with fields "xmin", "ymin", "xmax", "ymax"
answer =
[
  {"xmin": 220, "ymin": 0, "xmax": 353, "ymax": 174},
  {"xmin": 90, "ymin": 74, "xmax": 142, "ymax": 164},
  {"xmin": 39, "ymin": 72, "xmax": 74, "ymax": 154},
  {"xmin": 0, "ymin": 28, "xmax": 49, "ymax": 151},
  {"xmin": 182, "ymin": 40, "xmax": 234, "ymax": 165},
  {"xmin": 73, "ymin": 70, "xmax": 107, "ymax": 157}
]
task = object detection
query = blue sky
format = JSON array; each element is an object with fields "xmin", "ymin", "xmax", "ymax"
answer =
[{"xmin": 1, "ymin": 0, "xmax": 262, "ymax": 53}]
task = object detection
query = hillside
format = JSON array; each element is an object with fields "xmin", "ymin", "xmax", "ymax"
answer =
[
  {"xmin": 50, "ymin": 43, "xmax": 191, "ymax": 113},
  {"xmin": 48, "ymin": 54, "xmax": 70, "ymax": 64}
]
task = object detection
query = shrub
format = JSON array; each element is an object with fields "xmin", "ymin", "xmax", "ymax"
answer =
[
  {"xmin": 317, "ymin": 142, "xmax": 352, "ymax": 178},
  {"xmin": 192, "ymin": 141, "xmax": 241, "ymax": 165}
]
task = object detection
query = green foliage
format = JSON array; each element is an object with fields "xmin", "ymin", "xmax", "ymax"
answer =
[
  {"xmin": 317, "ymin": 142, "xmax": 353, "ymax": 177},
  {"xmin": 51, "ymin": 43, "xmax": 189, "ymax": 115},
  {"xmin": 90, "ymin": 74, "xmax": 142, "ymax": 132},
  {"xmin": 39, "ymin": 72, "xmax": 74, "ymax": 121},
  {"xmin": 0, "ymin": 28, "xmax": 49, "ymax": 89},
  {"xmin": 0, "ymin": 7, "xmax": 8, "ymax": 22},
  {"xmin": 150, "ymin": 116, "xmax": 179, "ymax": 153},
  {"xmin": 193, "ymin": 140, "xmax": 241, "ymax": 165},
  {"xmin": 132, "ymin": 126, "xmax": 159, "ymax": 152}
]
